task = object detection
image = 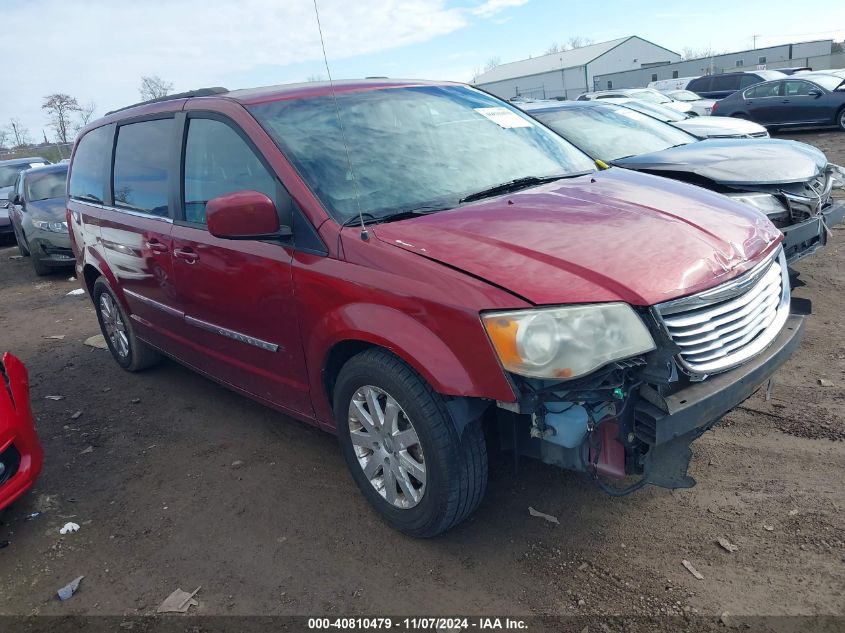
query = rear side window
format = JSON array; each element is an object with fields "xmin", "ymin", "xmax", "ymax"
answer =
[
  {"xmin": 687, "ymin": 77, "xmax": 710, "ymax": 93},
  {"xmin": 784, "ymin": 80, "xmax": 813, "ymax": 96},
  {"xmin": 711, "ymin": 75, "xmax": 740, "ymax": 92},
  {"xmin": 69, "ymin": 125, "xmax": 112, "ymax": 203},
  {"xmin": 739, "ymin": 74, "xmax": 762, "ymax": 89},
  {"xmin": 182, "ymin": 118, "xmax": 277, "ymax": 225},
  {"xmin": 113, "ymin": 119, "xmax": 173, "ymax": 217},
  {"xmin": 745, "ymin": 82, "xmax": 782, "ymax": 98}
]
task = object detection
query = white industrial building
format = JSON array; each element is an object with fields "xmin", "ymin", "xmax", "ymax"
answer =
[{"xmin": 473, "ymin": 36, "xmax": 680, "ymax": 100}]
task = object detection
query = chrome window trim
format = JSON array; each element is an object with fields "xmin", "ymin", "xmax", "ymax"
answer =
[
  {"xmin": 184, "ymin": 315, "xmax": 280, "ymax": 353},
  {"xmin": 70, "ymin": 198, "xmax": 174, "ymax": 223}
]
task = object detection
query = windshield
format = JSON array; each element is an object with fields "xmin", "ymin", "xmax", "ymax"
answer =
[
  {"xmin": 26, "ymin": 169, "xmax": 68, "ymax": 201},
  {"xmin": 615, "ymin": 100, "xmax": 688, "ymax": 122},
  {"xmin": 810, "ymin": 75, "xmax": 845, "ymax": 91},
  {"xmin": 249, "ymin": 85, "xmax": 595, "ymax": 223},
  {"xmin": 532, "ymin": 105, "xmax": 697, "ymax": 162},
  {"xmin": 668, "ymin": 90, "xmax": 701, "ymax": 102},
  {"xmin": 630, "ymin": 89, "xmax": 672, "ymax": 104},
  {"xmin": 0, "ymin": 162, "xmax": 48, "ymax": 187}
]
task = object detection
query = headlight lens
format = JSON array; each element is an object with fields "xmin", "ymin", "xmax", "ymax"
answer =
[
  {"xmin": 726, "ymin": 193, "xmax": 789, "ymax": 219},
  {"xmin": 482, "ymin": 304, "xmax": 655, "ymax": 379},
  {"xmin": 32, "ymin": 219, "xmax": 68, "ymax": 233}
]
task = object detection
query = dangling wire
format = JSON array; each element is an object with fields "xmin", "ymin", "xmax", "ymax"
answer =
[{"xmin": 312, "ymin": 0, "xmax": 368, "ymax": 241}]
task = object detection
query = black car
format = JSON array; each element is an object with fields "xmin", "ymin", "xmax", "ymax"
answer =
[
  {"xmin": 712, "ymin": 74, "xmax": 845, "ymax": 132},
  {"xmin": 0, "ymin": 157, "xmax": 50, "ymax": 240},
  {"xmin": 686, "ymin": 71, "xmax": 786, "ymax": 99},
  {"xmin": 522, "ymin": 100, "xmax": 845, "ymax": 264},
  {"xmin": 8, "ymin": 164, "xmax": 72, "ymax": 275}
]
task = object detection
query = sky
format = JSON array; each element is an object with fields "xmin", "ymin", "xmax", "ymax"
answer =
[{"xmin": 3, "ymin": 0, "xmax": 845, "ymax": 142}]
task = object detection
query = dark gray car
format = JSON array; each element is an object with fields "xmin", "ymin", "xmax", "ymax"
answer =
[
  {"xmin": 522, "ymin": 100, "xmax": 845, "ymax": 264},
  {"xmin": 8, "ymin": 163, "xmax": 72, "ymax": 275},
  {"xmin": 0, "ymin": 157, "xmax": 50, "ymax": 240}
]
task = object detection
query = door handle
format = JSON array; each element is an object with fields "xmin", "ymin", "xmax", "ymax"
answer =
[
  {"xmin": 145, "ymin": 239, "xmax": 168, "ymax": 254},
  {"xmin": 173, "ymin": 247, "xmax": 199, "ymax": 264},
  {"xmin": 781, "ymin": 99, "xmax": 790, "ymax": 103}
]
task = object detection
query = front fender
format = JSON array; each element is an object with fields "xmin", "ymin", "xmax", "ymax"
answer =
[{"xmin": 306, "ymin": 302, "xmax": 516, "ymax": 426}]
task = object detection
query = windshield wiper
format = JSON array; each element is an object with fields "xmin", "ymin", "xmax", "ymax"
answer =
[
  {"xmin": 459, "ymin": 174, "xmax": 574, "ymax": 204},
  {"xmin": 341, "ymin": 205, "xmax": 449, "ymax": 227}
]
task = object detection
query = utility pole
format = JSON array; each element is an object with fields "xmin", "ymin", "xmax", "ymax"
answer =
[{"xmin": 753, "ymin": 35, "xmax": 759, "ymax": 49}]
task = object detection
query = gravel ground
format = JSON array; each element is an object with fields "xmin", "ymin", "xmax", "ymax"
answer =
[{"xmin": 0, "ymin": 130, "xmax": 843, "ymax": 631}]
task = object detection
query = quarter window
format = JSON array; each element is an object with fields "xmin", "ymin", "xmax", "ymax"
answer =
[
  {"xmin": 784, "ymin": 80, "xmax": 813, "ymax": 96},
  {"xmin": 112, "ymin": 119, "xmax": 173, "ymax": 217},
  {"xmin": 69, "ymin": 125, "xmax": 112, "ymax": 203},
  {"xmin": 182, "ymin": 118, "xmax": 277, "ymax": 225}
]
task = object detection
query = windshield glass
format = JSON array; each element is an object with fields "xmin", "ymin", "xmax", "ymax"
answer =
[
  {"xmin": 630, "ymin": 89, "xmax": 671, "ymax": 104},
  {"xmin": 532, "ymin": 105, "xmax": 696, "ymax": 162},
  {"xmin": 669, "ymin": 90, "xmax": 701, "ymax": 102},
  {"xmin": 26, "ymin": 169, "xmax": 68, "ymax": 201},
  {"xmin": 615, "ymin": 99, "xmax": 688, "ymax": 122},
  {"xmin": 810, "ymin": 75, "xmax": 845, "ymax": 91},
  {"xmin": 0, "ymin": 166, "xmax": 23, "ymax": 187},
  {"xmin": 249, "ymin": 85, "xmax": 595, "ymax": 223}
]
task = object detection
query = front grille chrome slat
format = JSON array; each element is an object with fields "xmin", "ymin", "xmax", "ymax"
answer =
[{"xmin": 654, "ymin": 248, "xmax": 790, "ymax": 378}]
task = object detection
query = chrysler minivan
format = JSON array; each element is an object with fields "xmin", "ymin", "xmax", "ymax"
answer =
[{"xmin": 68, "ymin": 80, "xmax": 806, "ymax": 536}]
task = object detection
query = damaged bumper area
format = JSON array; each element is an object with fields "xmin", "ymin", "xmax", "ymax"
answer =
[{"xmin": 496, "ymin": 249, "xmax": 807, "ymax": 496}]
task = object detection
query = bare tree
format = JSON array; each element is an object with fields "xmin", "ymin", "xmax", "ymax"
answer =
[
  {"xmin": 139, "ymin": 75, "xmax": 173, "ymax": 101},
  {"xmin": 9, "ymin": 118, "xmax": 32, "ymax": 148},
  {"xmin": 681, "ymin": 46, "xmax": 725, "ymax": 60},
  {"xmin": 76, "ymin": 101, "xmax": 97, "ymax": 131},
  {"xmin": 0, "ymin": 127, "xmax": 9, "ymax": 150},
  {"xmin": 306, "ymin": 73, "xmax": 325, "ymax": 82},
  {"xmin": 42, "ymin": 94, "xmax": 82, "ymax": 143},
  {"xmin": 545, "ymin": 42, "xmax": 564, "ymax": 55},
  {"xmin": 483, "ymin": 56, "xmax": 501, "ymax": 73},
  {"xmin": 566, "ymin": 36, "xmax": 593, "ymax": 50}
]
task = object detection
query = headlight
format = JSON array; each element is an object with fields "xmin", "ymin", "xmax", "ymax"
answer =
[
  {"xmin": 0, "ymin": 200, "xmax": 9, "ymax": 208},
  {"xmin": 726, "ymin": 193, "xmax": 789, "ymax": 219},
  {"xmin": 32, "ymin": 219, "xmax": 68, "ymax": 233},
  {"xmin": 482, "ymin": 304, "xmax": 655, "ymax": 379}
]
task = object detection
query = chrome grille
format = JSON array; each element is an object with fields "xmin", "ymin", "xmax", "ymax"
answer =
[{"xmin": 654, "ymin": 249, "xmax": 790, "ymax": 377}]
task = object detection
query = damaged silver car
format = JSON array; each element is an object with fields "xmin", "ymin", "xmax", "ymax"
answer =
[{"xmin": 523, "ymin": 100, "xmax": 845, "ymax": 264}]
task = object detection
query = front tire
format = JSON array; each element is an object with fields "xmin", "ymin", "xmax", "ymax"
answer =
[
  {"xmin": 334, "ymin": 349, "xmax": 487, "ymax": 537},
  {"xmin": 31, "ymin": 252, "xmax": 52, "ymax": 276},
  {"xmin": 93, "ymin": 277, "xmax": 161, "ymax": 372}
]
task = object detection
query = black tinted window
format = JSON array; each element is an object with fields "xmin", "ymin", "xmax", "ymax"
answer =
[
  {"xmin": 183, "ymin": 118, "xmax": 277, "ymax": 225},
  {"xmin": 69, "ymin": 126, "xmax": 112, "ymax": 203},
  {"xmin": 687, "ymin": 77, "xmax": 710, "ymax": 92},
  {"xmin": 711, "ymin": 75, "xmax": 740, "ymax": 91},
  {"xmin": 739, "ymin": 74, "xmax": 762, "ymax": 89},
  {"xmin": 113, "ymin": 119, "xmax": 172, "ymax": 217}
]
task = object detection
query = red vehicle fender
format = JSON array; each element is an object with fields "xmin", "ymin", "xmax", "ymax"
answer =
[
  {"xmin": 0, "ymin": 353, "xmax": 43, "ymax": 511},
  {"xmin": 305, "ymin": 302, "xmax": 517, "ymax": 426}
]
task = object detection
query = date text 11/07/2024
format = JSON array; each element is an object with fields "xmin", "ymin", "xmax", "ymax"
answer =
[{"xmin": 307, "ymin": 617, "xmax": 528, "ymax": 630}]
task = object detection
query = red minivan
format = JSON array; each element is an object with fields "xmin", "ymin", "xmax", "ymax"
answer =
[{"xmin": 68, "ymin": 80, "xmax": 806, "ymax": 536}]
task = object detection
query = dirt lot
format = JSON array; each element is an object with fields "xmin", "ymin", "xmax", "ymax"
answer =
[{"xmin": 1, "ymin": 131, "xmax": 843, "ymax": 630}]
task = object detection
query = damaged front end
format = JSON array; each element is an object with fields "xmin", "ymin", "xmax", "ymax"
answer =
[
  {"xmin": 725, "ymin": 163, "xmax": 845, "ymax": 264},
  {"xmin": 494, "ymin": 248, "xmax": 808, "ymax": 495}
]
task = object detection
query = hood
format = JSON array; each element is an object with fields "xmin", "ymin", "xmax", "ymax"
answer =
[
  {"xmin": 27, "ymin": 197, "xmax": 66, "ymax": 219},
  {"xmin": 614, "ymin": 138, "xmax": 827, "ymax": 185},
  {"xmin": 0, "ymin": 185, "xmax": 11, "ymax": 201},
  {"xmin": 372, "ymin": 168, "xmax": 780, "ymax": 306},
  {"xmin": 673, "ymin": 116, "xmax": 767, "ymax": 139}
]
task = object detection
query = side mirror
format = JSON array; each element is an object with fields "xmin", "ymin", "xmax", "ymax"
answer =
[
  {"xmin": 206, "ymin": 190, "xmax": 292, "ymax": 240},
  {"xmin": 807, "ymin": 89, "xmax": 822, "ymax": 97}
]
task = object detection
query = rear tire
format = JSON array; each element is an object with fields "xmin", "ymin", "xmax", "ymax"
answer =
[
  {"xmin": 93, "ymin": 277, "xmax": 161, "ymax": 372},
  {"xmin": 334, "ymin": 348, "xmax": 487, "ymax": 537},
  {"xmin": 837, "ymin": 107, "xmax": 845, "ymax": 132}
]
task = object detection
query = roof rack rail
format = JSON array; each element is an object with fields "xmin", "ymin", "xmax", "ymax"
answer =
[{"xmin": 105, "ymin": 87, "xmax": 229, "ymax": 116}]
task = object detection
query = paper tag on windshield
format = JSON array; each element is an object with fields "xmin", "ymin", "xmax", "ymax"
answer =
[{"xmin": 475, "ymin": 107, "xmax": 533, "ymax": 128}]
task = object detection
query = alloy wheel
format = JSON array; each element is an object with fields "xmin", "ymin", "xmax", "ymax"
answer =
[
  {"xmin": 348, "ymin": 385, "xmax": 426, "ymax": 509},
  {"xmin": 99, "ymin": 293, "xmax": 130, "ymax": 359}
]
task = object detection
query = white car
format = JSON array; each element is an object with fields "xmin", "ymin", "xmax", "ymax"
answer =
[
  {"xmin": 648, "ymin": 77, "xmax": 697, "ymax": 91},
  {"xmin": 601, "ymin": 98, "xmax": 769, "ymax": 139},
  {"xmin": 662, "ymin": 89, "xmax": 717, "ymax": 116},
  {"xmin": 577, "ymin": 88, "xmax": 695, "ymax": 115}
]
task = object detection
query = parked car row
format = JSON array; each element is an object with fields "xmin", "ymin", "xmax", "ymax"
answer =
[{"xmin": 50, "ymin": 79, "xmax": 842, "ymax": 536}]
